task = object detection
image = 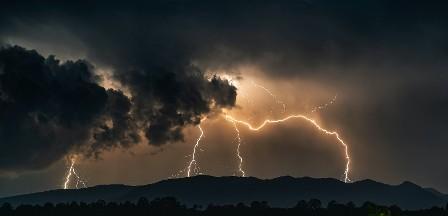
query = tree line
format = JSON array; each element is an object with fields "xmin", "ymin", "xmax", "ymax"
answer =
[{"xmin": 1, "ymin": 197, "xmax": 448, "ymax": 216}]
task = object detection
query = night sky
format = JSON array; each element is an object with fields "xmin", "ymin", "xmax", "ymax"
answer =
[{"xmin": 1, "ymin": 0, "xmax": 448, "ymax": 197}]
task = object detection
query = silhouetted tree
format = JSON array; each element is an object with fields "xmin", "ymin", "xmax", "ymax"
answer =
[
  {"xmin": 0, "ymin": 203, "xmax": 12, "ymax": 216},
  {"xmin": 328, "ymin": 200, "xmax": 338, "ymax": 209},
  {"xmin": 250, "ymin": 201, "xmax": 269, "ymax": 209},
  {"xmin": 308, "ymin": 198, "xmax": 322, "ymax": 210},
  {"xmin": 236, "ymin": 202, "xmax": 247, "ymax": 209},
  {"xmin": 150, "ymin": 197, "xmax": 184, "ymax": 210},
  {"xmin": 2, "ymin": 197, "xmax": 448, "ymax": 216},
  {"xmin": 346, "ymin": 201, "xmax": 356, "ymax": 209},
  {"xmin": 137, "ymin": 197, "xmax": 149, "ymax": 208},
  {"xmin": 95, "ymin": 200, "xmax": 106, "ymax": 207},
  {"xmin": 295, "ymin": 200, "xmax": 308, "ymax": 209},
  {"xmin": 390, "ymin": 205, "xmax": 402, "ymax": 216}
]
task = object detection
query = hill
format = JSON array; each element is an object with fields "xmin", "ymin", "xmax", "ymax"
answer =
[{"xmin": 1, "ymin": 176, "xmax": 446, "ymax": 210}]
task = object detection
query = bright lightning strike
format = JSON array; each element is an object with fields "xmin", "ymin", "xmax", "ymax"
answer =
[
  {"xmin": 187, "ymin": 124, "xmax": 204, "ymax": 177},
  {"xmin": 225, "ymin": 114, "xmax": 351, "ymax": 183},
  {"xmin": 232, "ymin": 121, "xmax": 246, "ymax": 177},
  {"xmin": 311, "ymin": 94, "xmax": 338, "ymax": 113},
  {"xmin": 63, "ymin": 155, "xmax": 87, "ymax": 189},
  {"xmin": 63, "ymin": 158, "xmax": 74, "ymax": 189},
  {"xmin": 176, "ymin": 79, "xmax": 347, "ymax": 182},
  {"xmin": 251, "ymin": 81, "xmax": 286, "ymax": 113}
]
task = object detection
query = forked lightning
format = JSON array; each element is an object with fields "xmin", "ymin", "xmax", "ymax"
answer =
[
  {"xmin": 63, "ymin": 155, "xmax": 87, "ymax": 189},
  {"xmin": 225, "ymin": 114, "xmax": 351, "ymax": 183}
]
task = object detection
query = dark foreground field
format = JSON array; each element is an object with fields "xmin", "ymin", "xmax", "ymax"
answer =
[{"xmin": 1, "ymin": 197, "xmax": 448, "ymax": 216}]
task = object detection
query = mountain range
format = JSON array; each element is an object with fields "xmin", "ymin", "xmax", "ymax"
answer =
[{"xmin": 1, "ymin": 176, "xmax": 447, "ymax": 210}]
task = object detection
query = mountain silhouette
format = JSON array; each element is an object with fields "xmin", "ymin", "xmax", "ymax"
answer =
[{"xmin": 0, "ymin": 176, "xmax": 446, "ymax": 210}]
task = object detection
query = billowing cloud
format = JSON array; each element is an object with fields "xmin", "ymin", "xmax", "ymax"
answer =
[
  {"xmin": 0, "ymin": 45, "xmax": 124, "ymax": 170},
  {"xmin": 0, "ymin": 45, "xmax": 236, "ymax": 171}
]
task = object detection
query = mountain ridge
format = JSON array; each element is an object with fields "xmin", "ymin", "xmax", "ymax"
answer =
[{"xmin": 1, "ymin": 175, "xmax": 446, "ymax": 210}]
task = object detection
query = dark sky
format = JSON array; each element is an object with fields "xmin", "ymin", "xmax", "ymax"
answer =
[{"xmin": 1, "ymin": 0, "xmax": 448, "ymax": 197}]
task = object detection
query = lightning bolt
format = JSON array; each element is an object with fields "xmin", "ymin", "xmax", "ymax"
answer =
[
  {"xmin": 72, "ymin": 166, "xmax": 87, "ymax": 189},
  {"xmin": 63, "ymin": 155, "xmax": 87, "ymax": 189},
  {"xmin": 311, "ymin": 94, "xmax": 338, "ymax": 113},
  {"xmin": 187, "ymin": 124, "xmax": 204, "ymax": 177},
  {"xmin": 63, "ymin": 158, "xmax": 74, "ymax": 189},
  {"xmin": 225, "ymin": 114, "xmax": 351, "ymax": 183},
  {"xmin": 251, "ymin": 81, "xmax": 286, "ymax": 113},
  {"xmin": 232, "ymin": 121, "xmax": 246, "ymax": 177},
  {"xmin": 176, "ymin": 79, "xmax": 349, "ymax": 182}
]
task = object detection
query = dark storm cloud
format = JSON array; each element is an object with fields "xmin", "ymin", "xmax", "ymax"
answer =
[
  {"xmin": 90, "ymin": 89, "xmax": 140, "ymax": 155},
  {"xmin": 0, "ymin": 0, "xmax": 241, "ymax": 170},
  {"xmin": 122, "ymin": 68, "xmax": 236, "ymax": 145},
  {"xmin": 1, "ymin": 0, "xmax": 243, "ymax": 147},
  {"xmin": 2, "ymin": 0, "xmax": 447, "ymax": 79},
  {"xmin": 0, "ymin": 45, "xmax": 139, "ymax": 171},
  {"xmin": 0, "ymin": 46, "xmax": 237, "ymax": 171}
]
